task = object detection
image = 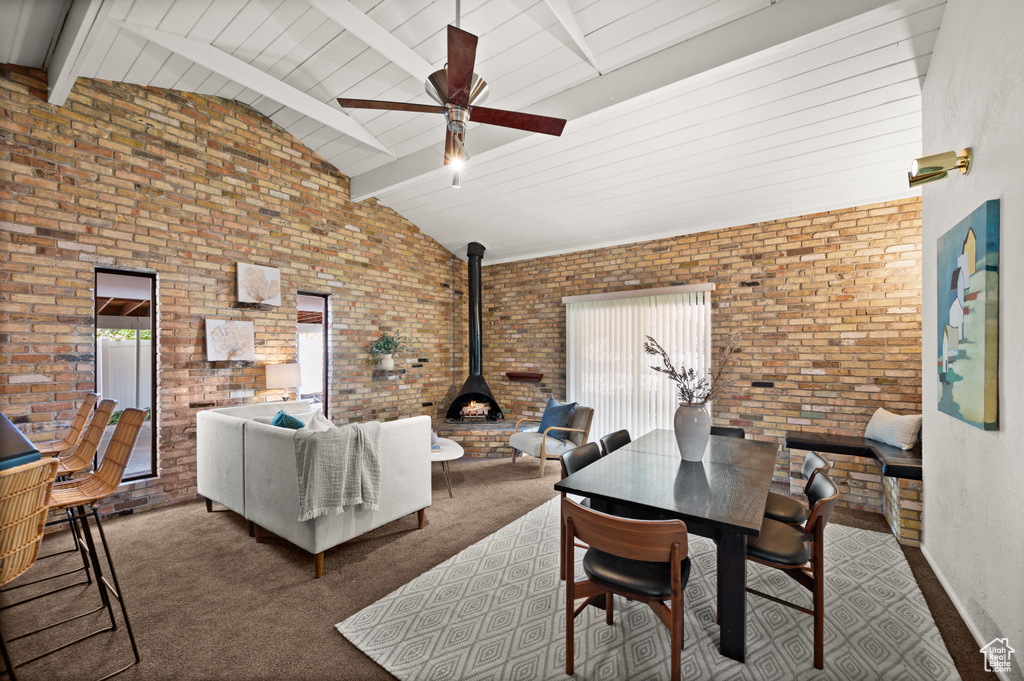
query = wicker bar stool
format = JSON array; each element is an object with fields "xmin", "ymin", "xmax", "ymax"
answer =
[
  {"xmin": 0, "ymin": 457, "xmax": 60, "ymax": 681},
  {"xmin": 56, "ymin": 398, "xmax": 117, "ymax": 477},
  {"xmin": 2, "ymin": 399, "xmax": 120, "ymax": 593},
  {"xmin": 43, "ymin": 407, "xmax": 146, "ymax": 679},
  {"xmin": 34, "ymin": 393, "xmax": 99, "ymax": 457}
]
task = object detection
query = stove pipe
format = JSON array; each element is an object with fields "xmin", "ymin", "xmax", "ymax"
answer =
[{"xmin": 445, "ymin": 242, "xmax": 503, "ymax": 421}]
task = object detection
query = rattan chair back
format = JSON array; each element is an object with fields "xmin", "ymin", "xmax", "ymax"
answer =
[
  {"xmin": 0, "ymin": 458, "xmax": 59, "ymax": 587},
  {"xmin": 50, "ymin": 408, "xmax": 146, "ymax": 510},
  {"xmin": 56, "ymin": 398, "xmax": 117, "ymax": 476},
  {"xmin": 37, "ymin": 392, "xmax": 99, "ymax": 456}
]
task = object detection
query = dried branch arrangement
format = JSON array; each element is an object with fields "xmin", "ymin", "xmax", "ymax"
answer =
[{"xmin": 643, "ymin": 335, "xmax": 738, "ymax": 405}]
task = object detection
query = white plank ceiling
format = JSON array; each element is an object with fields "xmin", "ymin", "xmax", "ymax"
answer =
[{"xmin": 2, "ymin": 0, "xmax": 943, "ymax": 263}]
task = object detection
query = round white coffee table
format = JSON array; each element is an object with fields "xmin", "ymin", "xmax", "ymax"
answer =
[{"xmin": 431, "ymin": 438, "xmax": 464, "ymax": 498}]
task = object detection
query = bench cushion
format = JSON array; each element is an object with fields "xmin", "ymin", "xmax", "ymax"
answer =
[{"xmin": 785, "ymin": 431, "xmax": 922, "ymax": 480}]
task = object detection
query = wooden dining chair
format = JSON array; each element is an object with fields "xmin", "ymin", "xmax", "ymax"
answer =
[
  {"xmin": 731, "ymin": 470, "xmax": 840, "ymax": 670},
  {"xmin": 598, "ymin": 429, "xmax": 630, "ymax": 456},
  {"xmin": 558, "ymin": 443, "xmax": 602, "ymax": 580},
  {"xmin": 34, "ymin": 393, "xmax": 99, "ymax": 456},
  {"xmin": 55, "ymin": 398, "xmax": 117, "ymax": 477},
  {"xmin": 562, "ymin": 497, "xmax": 691, "ymax": 681},
  {"xmin": 710, "ymin": 425, "xmax": 745, "ymax": 439},
  {"xmin": 46, "ymin": 407, "xmax": 146, "ymax": 678},
  {"xmin": 763, "ymin": 451, "xmax": 831, "ymax": 525},
  {"xmin": 0, "ymin": 457, "xmax": 60, "ymax": 680}
]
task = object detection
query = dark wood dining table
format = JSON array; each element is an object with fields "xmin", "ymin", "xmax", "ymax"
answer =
[{"xmin": 553, "ymin": 429, "xmax": 777, "ymax": 662}]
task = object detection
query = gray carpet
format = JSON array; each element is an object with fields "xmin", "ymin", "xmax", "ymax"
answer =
[{"xmin": 338, "ymin": 496, "xmax": 960, "ymax": 680}]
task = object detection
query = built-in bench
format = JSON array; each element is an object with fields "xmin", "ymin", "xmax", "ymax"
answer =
[{"xmin": 785, "ymin": 430, "xmax": 923, "ymax": 547}]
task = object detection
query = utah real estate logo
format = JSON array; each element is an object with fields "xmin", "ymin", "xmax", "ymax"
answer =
[{"xmin": 980, "ymin": 638, "xmax": 1015, "ymax": 674}]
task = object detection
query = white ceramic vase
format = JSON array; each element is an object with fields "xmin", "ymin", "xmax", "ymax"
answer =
[
  {"xmin": 379, "ymin": 354, "xmax": 394, "ymax": 370},
  {"xmin": 673, "ymin": 403, "xmax": 711, "ymax": 461}
]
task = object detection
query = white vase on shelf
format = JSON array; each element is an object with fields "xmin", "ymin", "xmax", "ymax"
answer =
[
  {"xmin": 673, "ymin": 403, "xmax": 711, "ymax": 461},
  {"xmin": 379, "ymin": 354, "xmax": 394, "ymax": 370}
]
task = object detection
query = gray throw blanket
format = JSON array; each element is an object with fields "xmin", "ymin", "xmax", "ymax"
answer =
[{"xmin": 294, "ymin": 421, "xmax": 382, "ymax": 521}]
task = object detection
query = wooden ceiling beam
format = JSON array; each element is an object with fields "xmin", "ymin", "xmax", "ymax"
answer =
[
  {"xmin": 96, "ymin": 297, "xmax": 112, "ymax": 314},
  {"xmin": 111, "ymin": 20, "xmax": 394, "ymax": 156},
  {"xmin": 542, "ymin": 0, "xmax": 601, "ymax": 74},
  {"xmin": 306, "ymin": 0, "xmax": 434, "ymax": 83},
  {"xmin": 121, "ymin": 299, "xmax": 147, "ymax": 316},
  {"xmin": 45, "ymin": 0, "xmax": 116, "ymax": 106}
]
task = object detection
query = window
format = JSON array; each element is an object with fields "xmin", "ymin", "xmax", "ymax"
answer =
[
  {"xmin": 297, "ymin": 293, "xmax": 328, "ymax": 413},
  {"xmin": 95, "ymin": 269, "xmax": 157, "ymax": 481},
  {"xmin": 564, "ymin": 284, "xmax": 713, "ymax": 442}
]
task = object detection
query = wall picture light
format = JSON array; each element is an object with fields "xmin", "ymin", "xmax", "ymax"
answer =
[{"xmin": 908, "ymin": 148, "xmax": 972, "ymax": 187}]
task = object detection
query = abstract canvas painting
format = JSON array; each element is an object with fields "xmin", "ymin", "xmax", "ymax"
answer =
[
  {"xmin": 237, "ymin": 262, "xmax": 281, "ymax": 306},
  {"xmin": 936, "ymin": 199, "xmax": 999, "ymax": 430},
  {"xmin": 206, "ymin": 319, "xmax": 256, "ymax": 361}
]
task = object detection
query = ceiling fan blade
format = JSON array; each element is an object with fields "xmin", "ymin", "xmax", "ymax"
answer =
[
  {"xmin": 337, "ymin": 98, "xmax": 444, "ymax": 114},
  {"xmin": 470, "ymin": 106, "xmax": 567, "ymax": 136},
  {"xmin": 447, "ymin": 25, "xmax": 478, "ymax": 107}
]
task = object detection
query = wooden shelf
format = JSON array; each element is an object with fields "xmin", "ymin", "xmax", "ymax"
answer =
[{"xmin": 505, "ymin": 371, "xmax": 543, "ymax": 383}]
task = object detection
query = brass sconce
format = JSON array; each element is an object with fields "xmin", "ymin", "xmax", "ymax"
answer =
[{"xmin": 908, "ymin": 148, "xmax": 972, "ymax": 187}]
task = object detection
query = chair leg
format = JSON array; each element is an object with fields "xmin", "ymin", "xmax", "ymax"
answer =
[
  {"xmin": 89, "ymin": 508, "xmax": 141, "ymax": 670},
  {"xmin": 75, "ymin": 508, "xmax": 118, "ymax": 630},
  {"xmin": 0, "ymin": 626, "xmax": 17, "ymax": 681},
  {"xmin": 671, "ymin": 594, "xmax": 684, "ymax": 681},
  {"xmin": 559, "ymin": 517, "xmax": 566, "ymax": 581},
  {"xmin": 813, "ymin": 552, "xmax": 825, "ymax": 669},
  {"xmin": 537, "ymin": 456, "xmax": 545, "ymax": 478},
  {"xmin": 606, "ymin": 594, "xmax": 613, "ymax": 625},
  {"xmin": 565, "ymin": 535, "xmax": 575, "ymax": 675},
  {"xmin": 69, "ymin": 509, "xmax": 94, "ymax": 586}
]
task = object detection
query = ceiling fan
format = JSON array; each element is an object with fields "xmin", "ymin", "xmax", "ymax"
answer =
[{"xmin": 337, "ymin": 23, "xmax": 567, "ymax": 187}]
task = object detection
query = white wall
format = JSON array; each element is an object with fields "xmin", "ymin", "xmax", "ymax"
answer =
[{"xmin": 921, "ymin": 0, "xmax": 1024, "ymax": 673}]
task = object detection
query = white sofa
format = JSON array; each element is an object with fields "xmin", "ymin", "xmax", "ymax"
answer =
[{"xmin": 196, "ymin": 401, "xmax": 431, "ymax": 578}]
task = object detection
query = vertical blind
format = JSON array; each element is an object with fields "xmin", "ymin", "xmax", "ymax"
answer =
[{"xmin": 564, "ymin": 285, "xmax": 713, "ymax": 443}]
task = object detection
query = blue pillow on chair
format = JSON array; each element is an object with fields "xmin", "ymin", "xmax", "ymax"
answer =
[
  {"xmin": 271, "ymin": 410, "xmax": 305, "ymax": 430},
  {"xmin": 538, "ymin": 396, "xmax": 577, "ymax": 442}
]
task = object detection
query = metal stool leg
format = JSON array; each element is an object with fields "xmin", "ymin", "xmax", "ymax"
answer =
[
  {"xmin": 0, "ymin": 627, "xmax": 18, "ymax": 681},
  {"xmin": 88, "ymin": 507, "xmax": 141, "ymax": 674},
  {"xmin": 75, "ymin": 508, "xmax": 117, "ymax": 630}
]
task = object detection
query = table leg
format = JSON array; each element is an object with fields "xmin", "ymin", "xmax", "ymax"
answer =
[
  {"xmin": 441, "ymin": 460, "xmax": 453, "ymax": 498},
  {"xmin": 718, "ymin": 531, "xmax": 747, "ymax": 662}
]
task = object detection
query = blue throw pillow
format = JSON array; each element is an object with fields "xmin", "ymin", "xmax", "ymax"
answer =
[
  {"xmin": 271, "ymin": 410, "xmax": 305, "ymax": 430},
  {"xmin": 538, "ymin": 396, "xmax": 577, "ymax": 441}
]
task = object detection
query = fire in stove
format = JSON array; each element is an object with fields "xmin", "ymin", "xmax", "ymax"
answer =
[{"xmin": 461, "ymin": 401, "xmax": 491, "ymax": 419}]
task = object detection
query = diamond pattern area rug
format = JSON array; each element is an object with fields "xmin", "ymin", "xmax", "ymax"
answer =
[{"xmin": 337, "ymin": 497, "xmax": 959, "ymax": 680}]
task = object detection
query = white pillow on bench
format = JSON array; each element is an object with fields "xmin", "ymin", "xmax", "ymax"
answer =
[{"xmin": 865, "ymin": 408, "xmax": 922, "ymax": 450}]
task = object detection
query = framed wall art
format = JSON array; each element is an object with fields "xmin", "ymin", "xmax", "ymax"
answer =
[
  {"xmin": 936, "ymin": 199, "xmax": 999, "ymax": 430},
  {"xmin": 237, "ymin": 262, "xmax": 281, "ymax": 306},
  {"xmin": 206, "ymin": 319, "xmax": 256, "ymax": 361}
]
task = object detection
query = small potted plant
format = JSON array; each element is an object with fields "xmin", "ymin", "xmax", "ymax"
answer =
[
  {"xmin": 644, "ymin": 335, "xmax": 737, "ymax": 461},
  {"xmin": 370, "ymin": 331, "xmax": 405, "ymax": 370}
]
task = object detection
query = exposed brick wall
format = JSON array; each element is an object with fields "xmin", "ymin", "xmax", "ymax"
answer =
[
  {"xmin": 482, "ymin": 199, "xmax": 923, "ymax": 480},
  {"xmin": 0, "ymin": 66, "xmax": 466, "ymax": 515}
]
